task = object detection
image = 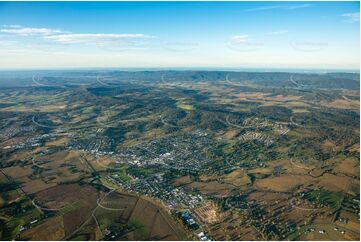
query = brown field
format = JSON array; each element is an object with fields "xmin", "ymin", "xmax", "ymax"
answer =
[
  {"xmin": 7, "ymin": 150, "xmax": 29, "ymax": 162},
  {"xmin": 222, "ymin": 169, "xmax": 251, "ymax": 187},
  {"xmin": 267, "ymin": 159, "xmax": 314, "ymax": 175},
  {"xmin": 36, "ymin": 150, "xmax": 84, "ymax": 166},
  {"xmin": 348, "ymin": 181, "xmax": 360, "ymax": 196},
  {"xmin": 287, "ymin": 164, "xmax": 313, "ymax": 175},
  {"xmin": 208, "ymin": 211, "xmax": 261, "ymax": 240},
  {"xmin": 309, "ymin": 166, "xmax": 330, "ymax": 177},
  {"xmin": 336, "ymin": 210, "xmax": 360, "ymax": 233},
  {"xmin": 21, "ymin": 179, "xmax": 56, "ymax": 194},
  {"xmin": 34, "ymin": 183, "xmax": 99, "ymax": 209},
  {"xmin": 333, "ymin": 158, "xmax": 360, "ymax": 177},
  {"xmin": 322, "ymin": 98, "xmax": 360, "ymax": 110},
  {"xmin": 321, "ymin": 139, "xmax": 339, "ymax": 152},
  {"xmin": 188, "ymin": 181, "xmax": 236, "ymax": 198},
  {"xmin": 253, "ymin": 174, "xmax": 315, "ymax": 192},
  {"xmin": 287, "ymin": 129, "xmax": 318, "ymax": 139},
  {"xmin": 95, "ymin": 191, "xmax": 188, "ymax": 241},
  {"xmin": 199, "ymin": 174, "xmax": 217, "ymax": 182},
  {"xmin": 45, "ymin": 137, "xmax": 69, "ymax": 147},
  {"xmin": 284, "ymin": 159, "xmax": 316, "ymax": 175},
  {"xmin": 286, "ymin": 207, "xmax": 315, "ymax": 222},
  {"xmin": 21, "ymin": 216, "xmax": 65, "ymax": 240},
  {"xmin": 247, "ymin": 167, "xmax": 273, "ymax": 174},
  {"xmin": 100, "ymin": 191, "xmax": 138, "ymax": 218},
  {"xmin": 128, "ymin": 198, "xmax": 162, "ymax": 239},
  {"xmin": 292, "ymin": 108, "xmax": 309, "ymax": 113},
  {"xmin": 317, "ymin": 173, "xmax": 353, "ymax": 193},
  {"xmin": 32, "ymin": 183, "xmax": 100, "ymax": 237},
  {"xmin": 2, "ymin": 166, "xmax": 33, "ymax": 182},
  {"xmin": 138, "ymin": 197, "xmax": 187, "ymax": 241},
  {"xmin": 33, "ymin": 150, "xmax": 90, "ymax": 183},
  {"xmin": 63, "ymin": 202, "xmax": 96, "ymax": 236},
  {"xmin": 173, "ymin": 175, "xmax": 192, "ymax": 186},
  {"xmin": 348, "ymin": 143, "xmax": 360, "ymax": 152},
  {"xmin": 283, "ymin": 101, "xmax": 309, "ymax": 107},
  {"xmin": 90, "ymin": 155, "xmax": 119, "ymax": 171},
  {"xmin": 223, "ymin": 129, "xmax": 239, "ymax": 139},
  {"xmin": 234, "ymin": 92, "xmax": 270, "ymax": 100},
  {"xmin": 148, "ymin": 209, "xmax": 179, "ymax": 240},
  {"xmin": 248, "ymin": 190, "xmax": 290, "ymax": 202},
  {"xmin": 296, "ymin": 223, "xmax": 359, "ymax": 241}
]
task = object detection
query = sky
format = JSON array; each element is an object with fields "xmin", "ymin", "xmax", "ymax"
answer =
[{"xmin": 0, "ymin": 1, "xmax": 359, "ymax": 70}]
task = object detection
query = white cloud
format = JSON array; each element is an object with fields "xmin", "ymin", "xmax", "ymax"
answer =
[
  {"xmin": 230, "ymin": 34, "xmax": 249, "ymax": 42},
  {"xmin": 243, "ymin": 4, "xmax": 312, "ymax": 12},
  {"xmin": 2, "ymin": 24, "xmax": 21, "ymax": 28},
  {"xmin": 0, "ymin": 40, "xmax": 17, "ymax": 47},
  {"xmin": 286, "ymin": 4, "xmax": 312, "ymax": 10},
  {"xmin": 44, "ymin": 33, "xmax": 156, "ymax": 45},
  {"xmin": 341, "ymin": 13, "xmax": 360, "ymax": 22},
  {"xmin": 0, "ymin": 25, "xmax": 157, "ymax": 50},
  {"xmin": 226, "ymin": 34, "xmax": 264, "ymax": 52},
  {"xmin": 266, "ymin": 29, "xmax": 289, "ymax": 35},
  {"xmin": 243, "ymin": 5, "xmax": 283, "ymax": 12},
  {"xmin": 161, "ymin": 41, "xmax": 199, "ymax": 52},
  {"xmin": 0, "ymin": 27, "xmax": 63, "ymax": 36}
]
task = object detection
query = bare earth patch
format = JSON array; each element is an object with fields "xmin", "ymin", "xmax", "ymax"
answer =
[{"xmin": 254, "ymin": 174, "xmax": 315, "ymax": 192}]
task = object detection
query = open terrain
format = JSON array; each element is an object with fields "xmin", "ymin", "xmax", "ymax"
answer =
[{"xmin": 0, "ymin": 70, "xmax": 359, "ymax": 240}]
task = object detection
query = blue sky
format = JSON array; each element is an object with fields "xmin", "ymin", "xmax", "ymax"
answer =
[{"xmin": 0, "ymin": 1, "xmax": 359, "ymax": 70}]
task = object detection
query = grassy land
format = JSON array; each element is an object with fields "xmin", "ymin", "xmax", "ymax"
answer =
[
  {"xmin": 176, "ymin": 100, "xmax": 194, "ymax": 110},
  {"xmin": 304, "ymin": 189, "xmax": 344, "ymax": 209}
]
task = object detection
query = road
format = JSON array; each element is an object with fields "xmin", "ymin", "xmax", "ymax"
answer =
[
  {"xmin": 32, "ymin": 75, "xmax": 66, "ymax": 88},
  {"xmin": 32, "ymin": 75, "xmax": 47, "ymax": 86},
  {"xmin": 63, "ymin": 187, "xmax": 116, "ymax": 240},
  {"xmin": 289, "ymin": 158, "xmax": 311, "ymax": 170},
  {"xmin": 342, "ymin": 95, "xmax": 352, "ymax": 102},
  {"xmin": 32, "ymin": 115, "xmax": 58, "ymax": 129},
  {"xmin": 289, "ymin": 74, "xmax": 308, "ymax": 88},
  {"xmin": 218, "ymin": 115, "xmax": 267, "ymax": 129},
  {"xmin": 161, "ymin": 74, "xmax": 166, "ymax": 84},
  {"xmin": 96, "ymin": 75, "xmax": 110, "ymax": 86},
  {"xmin": 96, "ymin": 189, "xmax": 126, "ymax": 211},
  {"xmin": 225, "ymin": 74, "xmax": 238, "ymax": 86},
  {"xmin": 31, "ymin": 158, "xmax": 45, "ymax": 169},
  {"xmin": 159, "ymin": 115, "xmax": 184, "ymax": 128},
  {"xmin": 290, "ymin": 115, "xmax": 306, "ymax": 128},
  {"xmin": 32, "ymin": 199, "xmax": 61, "ymax": 212},
  {"xmin": 225, "ymin": 74, "xmax": 232, "ymax": 84}
]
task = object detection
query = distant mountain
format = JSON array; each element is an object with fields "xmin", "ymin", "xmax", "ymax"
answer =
[{"xmin": 0, "ymin": 70, "xmax": 359, "ymax": 90}]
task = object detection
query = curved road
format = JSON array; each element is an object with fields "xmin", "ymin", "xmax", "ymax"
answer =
[
  {"xmin": 289, "ymin": 74, "xmax": 307, "ymax": 88},
  {"xmin": 32, "ymin": 116, "xmax": 58, "ymax": 129},
  {"xmin": 159, "ymin": 115, "xmax": 185, "ymax": 128},
  {"xmin": 63, "ymin": 188, "xmax": 119, "ymax": 240},
  {"xmin": 290, "ymin": 115, "xmax": 318, "ymax": 128},
  {"xmin": 161, "ymin": 74, "xmax": 167, "ymax": 84},
  {"xmin": 32, "ymin": 159, "xmax": 46, "ymax": 169},
  {"xmin": 32, "ymin": 75, "xmax": 47, "ymax": 87},
  {"xmin": 290, "ymin": 116, "xmax": 306, "ymax": 128},
  {"xmin": 225, "ymin": 73, "xmax": 237, "ymax": 86},
  {"xmin": 289, "ymin": 158, "xmax": 311, "ymax": 170},
  {"xmin": 96, "ymin": 75, "xmax": 110, "ymax": 86}
]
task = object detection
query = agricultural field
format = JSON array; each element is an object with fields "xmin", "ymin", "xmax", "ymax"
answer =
[{"xmin": 0, "ymin": 70, "xmax": 359, "ymax": 240}]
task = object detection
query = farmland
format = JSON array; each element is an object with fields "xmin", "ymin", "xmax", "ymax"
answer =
[{"xmin": 0, "ymin": 70, "xmax": 359, "ymax": 240}]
